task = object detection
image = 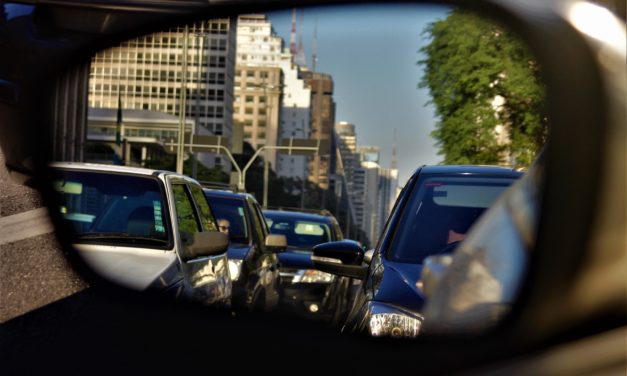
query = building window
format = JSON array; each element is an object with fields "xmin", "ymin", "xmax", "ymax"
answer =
[{"xmin": 214, "ymin": 124, "xmax": 223, "ymax": 135}]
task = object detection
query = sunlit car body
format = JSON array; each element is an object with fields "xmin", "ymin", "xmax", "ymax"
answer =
[
  {"xmin": 51, "ymin": 162, "xmax": 232, "ymax": 307},
  {"xmin": 338, "ymin": 165, "xmax": 523, "ymax": 337},
  {"xmin": 421, "ymin": 160, "xmax": 541, "ymax": 333},
  {"xmin": 203, "ymin": 188, "xmax": 283, "ymax": 312},
  {"xmin": 263, "ymin": 209, "xmax": 352, "ymax": 323}
]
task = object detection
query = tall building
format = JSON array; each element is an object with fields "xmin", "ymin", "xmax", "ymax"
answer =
[
  {"xmin": 235, "ymin": 14, "xmax": 311, "ymax": 178},
  {"xmin": 277, "ymin": 50, "xmax": 311, "ymax": 180},
  {"xmin": 358, "ymin": 145, "xmax": 380, "ymax": 164},
  {"xmin": 335, "ymin": 121, "xmax": 358, "ymax": 191},
  {"xmin": 233, "ymin": 65, "xmax": 283, "ymax": 168},
  {"xmin": 377, "ymin": 167, "xmax": 399, "ymax": 238},
  {"xmin": 88, "ymin": 18, "xmax": 237, "ymax": 171},
  {"xmin": 302, "ymin": 70, "xmax": 335, "ymax": 189},
  {"xmin": 352, "ymin": 161, "xmax": 381, "ymax": 245}
]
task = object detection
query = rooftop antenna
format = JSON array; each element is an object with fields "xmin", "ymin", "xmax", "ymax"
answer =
[
  {"xmin": 294, "ymin": 9, "xmax": 307, "ymax": 66},
  {"xmin": 290, "ymin": 8, "xmax": 297, "ymax": 55},
  {"xmin": 391, "ymin": 128, "xmax": 398, "ymax": 170},
  {"xmin": 312, "ymin": 19, "xmax": 318, "ymax": 72}
]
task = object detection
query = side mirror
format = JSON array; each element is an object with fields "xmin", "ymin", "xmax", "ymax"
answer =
[
  {"xmin": 417, "ymin": 254, "xmax": 453, "ymax": 298},
  {"xmin": 311, "ymin": 240, "xmax": 367, "ymax": 280},
  {"xmin": 363, "ymin": 249, "xmax": 375, "ymax": 264},
  {"xmin": 265, "ymin": 233, "xmax": 287, "ymax": 253},
  {"xmin": 180, "ymin": 231, "xmax": 229, "ymax": 261}
]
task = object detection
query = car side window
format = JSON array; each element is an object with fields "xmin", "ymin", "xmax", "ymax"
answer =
[
  {"xmin": 248, "ymin": 201, "xmax": 266, "ymax": 246},
  {"xmin": 172, "ymin": 184, "xmax": 200, "ymax": 234},
  {"xmin": 189, "ymin": 184, "xmax": 218, "ymax": 232},
  {"xmin": 253, "ymin": 203, "xmax": 269, "ymax": 237}
]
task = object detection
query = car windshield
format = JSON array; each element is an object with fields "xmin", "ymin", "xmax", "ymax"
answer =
[
  {"xmin": 387, "ymin": 176, "xmax": 517, "ymax": 263},
  {"xmin": 265, "ymin": 215, "xmax": 332, "ymax": 250},
  {"xmin": 52, "ymin": 169, "xmax": 170, "ymax": 245},
  {"xmin": 206, "ymin": 196, "xmax": 249, "ymax": 243}
]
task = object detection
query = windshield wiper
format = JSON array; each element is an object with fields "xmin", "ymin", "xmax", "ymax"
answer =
[{"xmin": 74, "ymin": 233, "xmax": 169, "ymax": 246}]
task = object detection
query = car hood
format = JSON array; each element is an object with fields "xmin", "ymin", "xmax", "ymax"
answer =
[
  {"xmin": 73, "ymin": 244, "xmax": 178, "ymax": 291},
  {"xmin": 374, "ymin": 261, "xmax": 426, "ymax": 313},
  {"xmin": 227, "ymin": 243, "xmax": 253, "ymax": 260}
]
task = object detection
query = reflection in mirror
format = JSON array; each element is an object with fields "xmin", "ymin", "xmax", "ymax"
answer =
[{"xmin": 48, "ymin": 3, "xmax": 548, "ymax": 338}]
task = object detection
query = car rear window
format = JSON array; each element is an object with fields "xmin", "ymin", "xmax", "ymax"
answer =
[
  {"xmin": 52, "ymin": 169, "xmax": 170, "ymax": 247},
  {"xmin": 265, "ymin": 215, "xmax": 332, "ymax": 250}
]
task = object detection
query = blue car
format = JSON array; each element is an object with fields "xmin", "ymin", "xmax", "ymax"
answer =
[
  {"xmin": 203, "ymin": 188, "xmax": 286, "ymax": 313},
  {"xmin": 263, "ymin": 209, "xmax": 353, "ymax": 324},
  {"xmin": 311, "ymin": 165, "xmax": 523, "ymax": 337}
]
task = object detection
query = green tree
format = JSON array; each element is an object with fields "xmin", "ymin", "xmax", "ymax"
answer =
[
  {"xmin": 143, "ymin": 153, "xmax": 229, "ymax": 183},
  {"xmin": 418, "ymin": 9, "xmax": 548, "ymax": 167}
]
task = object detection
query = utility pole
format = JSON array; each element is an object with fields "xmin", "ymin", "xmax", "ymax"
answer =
[
  {"xmin": 300, "ymin": 177, "xmax": 306, "ymax": 209},
  {"xmin": 176, "ymin": 25, "xmax": 190, "ymax": 174},
  {"xmin": 192, "ymin": 26, "xmax": 206, "ymax": 179},
  {"xmin": 262, "ymin": 77, "xmax": 272, "ymax": 207},
  {"xmin": 263, "ymin": 149, "xmax": 269, "ymax": 208}
]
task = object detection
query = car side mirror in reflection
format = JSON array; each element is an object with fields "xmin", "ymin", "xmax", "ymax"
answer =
[
  {"xmin": 265, "ymin": 233, "xmax": 287, "ymax": 252},
  {"xmin": 180, "ymin": 231, "xmax": 229, "ymax": 261},
  {"xmin": 311, "ymin": 240, "xmax": 367, "ymax": 279}
]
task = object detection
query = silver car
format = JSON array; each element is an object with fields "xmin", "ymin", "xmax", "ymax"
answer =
[{"xmin": 50, "ymin": 162, "xmax": 232, "ymax": 307}]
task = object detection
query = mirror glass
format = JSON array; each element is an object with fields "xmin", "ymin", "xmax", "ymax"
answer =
[{"xmin": 28, "ymin": 3, "xmax": 549, "ymax": 337}]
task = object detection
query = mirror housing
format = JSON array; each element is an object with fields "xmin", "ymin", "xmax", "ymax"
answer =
[
  {"xmin": 418, "ymin": 254, "xmax": 453, "ymax": 298},
  {"xmin": 311, "ymin": 240, "xmax": 367, "ymax": 279},
  {"xmin": 265, "ymin": 233, "xmax": 287, "ymax": 253},
  {"xmin": 363, "ymin": 249, "xmax": 375, "ymax": 264},
  {"xmin": 180, "ymin": 231, "xmax": 229, "ymax": 261},
  {"xmin": 313, "ymin": 240, "xmax": 364, "ymax": 265}
]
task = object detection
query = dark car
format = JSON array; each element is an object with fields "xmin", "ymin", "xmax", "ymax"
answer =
[
  {"xmin": 263, "ymin": 209, "xmax": 354, "ymax": 324},
  {"xmin": 203, "ymin": 188, "xmax": 286, "ymax": 313},
  {"xmin": 311, "ymin": 165, "xmax": 523, "ymax": 337}
]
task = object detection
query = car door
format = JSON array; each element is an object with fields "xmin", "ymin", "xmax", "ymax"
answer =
[
  {"xmin": 167, "ymin": 177, "xmax": 231, "ymax": 306},
  {"xmin": 248, "ymin": 198, "xmax": 281, "ymax": 309}
]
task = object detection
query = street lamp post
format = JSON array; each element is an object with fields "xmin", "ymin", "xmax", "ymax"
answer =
[
  {"xmin": 190, "ymin": 28, "xmax": 212, "ymax": 179},
  {"xmin": 239, "ymin": 142, "xmax": 323, "ymax": 198},
  {"xmin": 176, "ymin": 25, "xmax": 190, "ymax": 174}
]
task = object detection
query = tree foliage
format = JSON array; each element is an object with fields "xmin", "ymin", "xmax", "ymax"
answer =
[{"xmin": 418, "ymin": 9, "xmax": 548, "ymax": 167}]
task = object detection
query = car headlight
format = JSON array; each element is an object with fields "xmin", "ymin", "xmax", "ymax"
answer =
[
  {"xmin": 292, "ymin": 269, "xmax": 335, "ymax": 283},
  {"xmin": 228, "ymin": 259, "xmax": 243, "ymax": 281},
  {"xmin": 368, "ymin": 305, "xmax": 423, "ymax": 338}
]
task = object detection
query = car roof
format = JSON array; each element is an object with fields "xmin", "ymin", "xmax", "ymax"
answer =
[
  {"xmin": 263, "ymin": 209, "xmax": 337, "ymax": 224},
  {"xmin": 416, "ymin": 164, "xmax": 524, "ymax": 178},
  {"xmin": 202, "ymin": 188, "xmax": 257, "ymax": 202},
  {"xmin": 49, "ymin": 161, "xmax": 180, "ymax": 178}
]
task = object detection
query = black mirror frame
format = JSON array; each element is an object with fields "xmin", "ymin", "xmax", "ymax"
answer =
[{"xmin": 0, "ymin": 0, "xmax": 623, "ymax": 353}]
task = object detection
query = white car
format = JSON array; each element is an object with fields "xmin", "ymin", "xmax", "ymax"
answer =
[{"xmin": 50, "ymin": 162, "xmax": 232, "ymax": 307}]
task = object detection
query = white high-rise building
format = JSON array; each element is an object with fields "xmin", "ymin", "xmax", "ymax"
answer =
[
  {"xmin": 277, "ymin": 49, "xmax": 311, "ymax": 180},
  {"xmin": 235, "ymin": 15, "xmax": 284, "ymax": 169},
  {"xmin": 88, "ymin": 19, "xmax": 236, "ymax": 171},
  {"xmin": 352, "ymin": 161, "xmax": 381, "ymax": 245},
  {"xmin": 378, "ymin": 167, "xmax": 399, "ymax": 237},
  {"xmin": 235, "ymin": 14, "xmax": 311, "ymax": 178}
]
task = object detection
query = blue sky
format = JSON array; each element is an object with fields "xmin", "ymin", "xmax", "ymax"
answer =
[{"xmin": 268, "ymin": 4, "xmax": 450, "ymax": 184}]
